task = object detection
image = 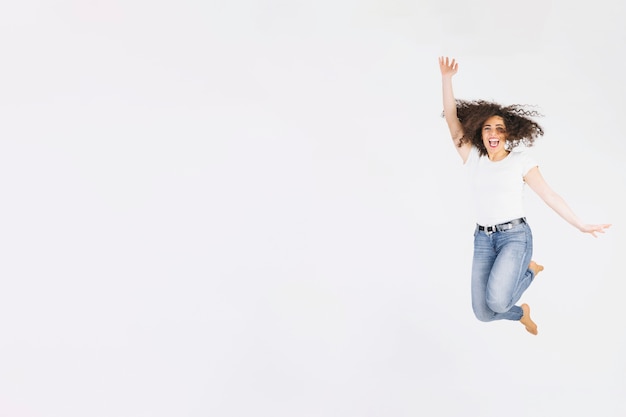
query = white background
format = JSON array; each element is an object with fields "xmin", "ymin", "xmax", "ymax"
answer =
[{"xmin": 0, "ymin": 1, "xmax": 624, "ymax": 416}]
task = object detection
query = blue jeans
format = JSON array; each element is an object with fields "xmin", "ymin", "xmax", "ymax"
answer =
[{"xmin": 471, "ymin": 221, "xmax": 535, "ymax": 322}]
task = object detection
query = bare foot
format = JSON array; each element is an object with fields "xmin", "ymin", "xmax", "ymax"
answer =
[
  {"xmin": 520, "ymin": 303, "xmax": 538, "ymax": 335},
  {"xmin": 529, "ymin": 260, "xmax": 544, "ymax": 277}
]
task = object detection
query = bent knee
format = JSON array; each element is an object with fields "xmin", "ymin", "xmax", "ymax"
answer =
[{"xmin": 472, "ymin": 306, "xmax": 494, "ymax": 322}]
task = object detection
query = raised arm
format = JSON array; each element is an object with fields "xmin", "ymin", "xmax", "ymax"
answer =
[
  {"xmin": 439, "ymin": 56, "xmax": 471, "ymax": 163},
  {"xmin": 524, "ymin": 167, "xmax": 612, "ymax": 237}
]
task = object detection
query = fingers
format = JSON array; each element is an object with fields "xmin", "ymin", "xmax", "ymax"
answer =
[
  {"xmin": 584, "ymin": 223, "xmax": 611, "ymax": 237},
  {"xmin": 438, "ymin": 56, "xmax": 458, "ymax": 68},
  {"xmin": 438, "ymin": 56, "xmax": 459, "ymax": 75},
  {"xmin": 595, "ymin": 224, "xmax": 612, "ymax": 233}
]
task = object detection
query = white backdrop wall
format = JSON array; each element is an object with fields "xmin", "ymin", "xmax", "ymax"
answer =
[{"xmin": 0, "ymin": 1, "xmax": 623, "ymax": 416}]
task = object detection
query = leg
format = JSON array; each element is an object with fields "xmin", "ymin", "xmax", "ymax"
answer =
[
  {"xmin": 486, "ymin": 223, "xmax": 539, "ymax": 331},
  {"xmin": 485, "ymin": 248, "xmax": 532, "ymax": 317},
  {"xmin": 470, "ymin": 228, "xmax": 521, "ymax": 322},
  {"xmin": 471, "ymin": 231, "xmax": 497, "ymax": 322},
  {"xmin": 485, "ymin": 224, "xmax": 533, "ymax": 315}
]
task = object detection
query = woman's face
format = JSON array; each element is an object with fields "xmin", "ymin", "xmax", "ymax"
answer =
[{"xmin": 482, "ymin": 115, "xmax": 508, "ymax": 158}]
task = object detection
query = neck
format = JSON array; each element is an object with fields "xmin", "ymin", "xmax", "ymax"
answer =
[{"xmin": 487, "ymin": 149, "xmax": 509, "ymax": 161}]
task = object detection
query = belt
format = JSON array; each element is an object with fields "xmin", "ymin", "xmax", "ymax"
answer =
[{"xmin": 477, "ymin": 217, "xmax": 526, "ymax": 234}]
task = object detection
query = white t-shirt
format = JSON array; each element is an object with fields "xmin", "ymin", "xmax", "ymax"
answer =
[{"xmin": 464, "ymin": 146, "xmax": 538, "ymax": 226}]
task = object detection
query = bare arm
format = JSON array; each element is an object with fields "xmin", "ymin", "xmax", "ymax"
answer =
[
  {"xmin": 438, "ymin": 56, "xmax": 471, "ymax": 163},
  {"xmin": 524, "ymin": 166, "xmax": 611, "ymax": 237}
]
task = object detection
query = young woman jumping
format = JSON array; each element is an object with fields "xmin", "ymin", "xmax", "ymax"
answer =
[{"xmin": 438, "ymin": 56, "xmax": 611, "ymax": 335}]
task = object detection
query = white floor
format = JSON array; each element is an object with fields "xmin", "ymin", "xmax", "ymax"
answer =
[{"xmin": 0, "ymin": 1, "xmax": 624, "ymax": 416}]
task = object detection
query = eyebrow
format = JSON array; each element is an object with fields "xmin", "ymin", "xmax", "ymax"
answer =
[{"xmin": 483, "ymin": 123, "xmax": 505, "ymax": 127}]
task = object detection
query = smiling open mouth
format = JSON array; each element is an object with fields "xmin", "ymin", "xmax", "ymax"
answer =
[{"xmin": 488, "ymin": 139, "xmax": 499, "ymax": 148}]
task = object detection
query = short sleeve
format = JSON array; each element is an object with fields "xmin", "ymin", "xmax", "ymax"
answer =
[{"xmin": 519, "ymin": 150, "xmax": 538, "ymax": 176}]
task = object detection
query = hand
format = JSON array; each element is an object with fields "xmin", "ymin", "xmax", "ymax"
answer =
[
  {"xmin": 439, "ymin": 56, "xmax": 458, "ymax": 78},
  {"xmin": 580, "ymin": 223, "xmax": 612, "ymax": 238}
]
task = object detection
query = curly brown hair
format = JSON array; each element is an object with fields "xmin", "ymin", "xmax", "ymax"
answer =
[{"xmin": 450, "ymin": 100, "xmax": 544, "ymax": 156}]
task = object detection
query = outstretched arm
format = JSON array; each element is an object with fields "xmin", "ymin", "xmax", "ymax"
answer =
[
  {"xmin": 438, "ymin": 56, "xmax": 471, "ymax": 163},
  {"xmin": 524, "ymin": 167, "xmax": 611, "ymax": 237}
]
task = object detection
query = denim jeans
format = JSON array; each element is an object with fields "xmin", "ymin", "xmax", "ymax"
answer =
[{"xmin": 471, "ymin": 221, "xmax": 535, "ymax": 322}]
